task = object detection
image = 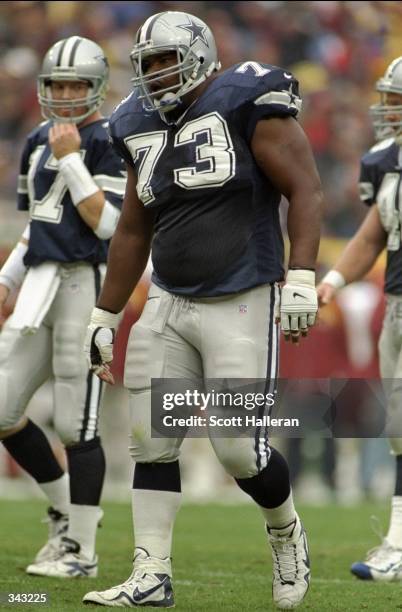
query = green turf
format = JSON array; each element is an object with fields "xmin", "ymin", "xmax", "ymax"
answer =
[{"xmin": 0, "ymin": 499, "xmax": 401, "ymax": 611}]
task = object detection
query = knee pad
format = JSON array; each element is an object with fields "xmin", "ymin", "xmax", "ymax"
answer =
[
  {"xmin": 53, "ymin": 322, "xmax": 86, "ymax": 378},
  {"xmin": 0, "ymin": 371, "xmax": 25, "ymax": 431},
  {"xmin": 128, "ymin": 435, "xmax": 182, "ymax": 464},
  {"xmin": 54, "ymin": 379, "xmax": 86, "ymax": 445},
  {"xmin": 211, "ymin": 437, "xmax": 260, "ymax": 479}
]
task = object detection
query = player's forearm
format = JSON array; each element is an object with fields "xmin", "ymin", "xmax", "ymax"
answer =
[
  {"xmin": 76, "ymin": 190, "xmax": 104, "ymax": 229},
  {"xmin": 97, "ymin": 227, "xmax": 151, "ymax": 313},
  {"xmin": 333, "ymin": 234, "xmax": 383, "ymax": 284},
  {"xmin": 287, "ymin": 188, "xmax": 323, "ymax": 269}
]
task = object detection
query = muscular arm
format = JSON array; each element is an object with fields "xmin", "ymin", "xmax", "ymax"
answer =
[
  {"xmin": 251, "ymin": 116, "xmax": 323, "ymax": 269},
  {"xmin": 333, "ymin": 204, "xmax": 386, "ymax": 282},
  {"xmin": 97, "ymin": 165, "xmax": 154, "ymax": 313}
]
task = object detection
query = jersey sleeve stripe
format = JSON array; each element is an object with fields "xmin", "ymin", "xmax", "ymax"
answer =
[
  {"xmin": 93, "ymin": 174, "xmax": 126, "ymax": 195},
  {"xmin": 17, "ymin": 175, "xmax": 28, "ymax": 194},
  {"xmin": 254, "ymin": 91, "xmax": 302, "ymax": 113},
  {"xmin": 359, "ymin": 182, "xmax": 374, "ymax": 202}
]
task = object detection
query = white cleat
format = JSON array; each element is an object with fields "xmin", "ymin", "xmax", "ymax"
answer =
[
  {"xmin": 33, "ymin": 506, "xmax": 69, "ymax": 564},
  {"xmin": 267, "ymin": 515, "xmax": 310, "ymax": 609},
  {"xmin": 26, "ymin": 537, "xmax": 97, "ymax": 578},
  {"xmin": 351, "ymin": 539, "xmax": 402, "ymax": 581},
  {"xmin": 83, "ymin": 547, "xmax": 174, "ymax": 607}
]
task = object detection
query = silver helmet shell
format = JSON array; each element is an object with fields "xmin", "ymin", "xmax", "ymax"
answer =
[
  {"xmin": 130, "ymin": 11, "xmax": 220, "ymax": 113},
  {"xmin": 38, "ymin": 36, "xmax": 109, "ymax": 124},
  {"xmin": 370, "ymin": 57, "xmax": 402, "ymax": 143}
]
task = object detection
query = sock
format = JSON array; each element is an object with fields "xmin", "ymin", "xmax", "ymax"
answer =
[
  {"xmin": 39, "ymin": 473, "xmax": 70, "ymax": 516},
  {"xmin": 235, "ymin": 447, "xmax": 292, "ymax": 509},
  {"xmin": 66, "ymin": 437, "xmax": 105, "ymax": 505},
  {"xmin": 386, "ymin": 496, "xmax": 402, "ymax": 548},
  {"xmin": 260, "ymin": 492, "xmax": 297, "ymax": 529},
  {"xmin": 2, "ymin": 419, "xmax": 68, "ymax": 511},
  {"xmin": 65, "ymin": 437, "xmax": 105, "ymax": 558},
  {"xmin": 133, "ymin": 462, "xmax": 182, "ymax": 560},
  {"xmin": 68, "ymin": 504, "xmax": 103, "ymax": 559}
]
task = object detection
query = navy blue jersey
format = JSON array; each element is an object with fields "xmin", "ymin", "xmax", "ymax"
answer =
[
  {"xmin": 110, "ymin": 62, "xmax": 301, "ymax": 297},
  {"xmin": 359, "ymin": 137, "xmax": 402, "ymax": 294},
  {"xmin": 17, "ymin": 119, "xmax": 126, "ymax": 267}
]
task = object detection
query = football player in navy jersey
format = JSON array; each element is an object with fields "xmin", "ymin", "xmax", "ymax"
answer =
[
  {"xmin": 84, "ymin": 11, "xmax": 323, "ymax": 609},
  {"xmin": 0, "ymin": 37, "xmax": 125, "ymax": 578},
  {"xmin": 319, "ymin": 57, "xmax": 402, "ymax": 582}
]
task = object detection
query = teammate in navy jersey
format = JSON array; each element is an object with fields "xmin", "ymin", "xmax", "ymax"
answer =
[
  {"xmin": 318, "ymin": 57, "xmax": 402, "ymax": 582},
  {"xmin": 0, "ymin": 36, "xmax": 125, "ymax": 578},
  {"xmin": 84, "ymin": 11, "xmax": 323, "ymax": 609}
]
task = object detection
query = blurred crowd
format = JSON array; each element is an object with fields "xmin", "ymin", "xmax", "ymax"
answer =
[
  {"xmin": 1, "ymin": 1, "xmax": 401, "ymax": 502},
  {"xmin": 0, "ymin": 0, "xmax": 402, "ymax": 240}
]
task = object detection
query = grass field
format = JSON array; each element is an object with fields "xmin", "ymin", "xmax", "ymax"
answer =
[{"xmin": 1, "ymin": 499, "xmax": 402, "ymax": 611}]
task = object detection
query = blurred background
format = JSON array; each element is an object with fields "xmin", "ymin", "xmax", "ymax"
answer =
[{"xmin": 0, "ymin": 0, "xmax": 400, "ymax": 506}]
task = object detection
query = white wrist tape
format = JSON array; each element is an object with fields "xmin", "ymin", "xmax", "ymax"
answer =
[
  {"xmin": 90, "ymin": 306, "xmax": 120, "ymax": 329},
  {"xmin": 22, "ymin": 224, "xmax": 30, "ymax": 241},
  {"xmin": 94, "ymin": 200, "xmax": 120, "ymax": 240},
  {"xmin": 321, "ymin": 269, "xmax": 346, "ymax": 290},
  {"xmin": 286, "ymin": 269, "xmax": 315, "ymax": 287},
  {"xmin": 0, "ymin": 239, "xmax": 28, "ymax": 291},
  {"xmin": 58, "ymin": 152, "xmax": 99, "ymax": 206}
]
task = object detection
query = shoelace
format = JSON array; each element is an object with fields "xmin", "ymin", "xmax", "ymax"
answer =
[
  {"xmin": 365, "ymin": 515, "xmax": 393, "ymax": 562},
  {"xmin": 271, "ymin": 539, "xmax": 299, "ymax": 583}
]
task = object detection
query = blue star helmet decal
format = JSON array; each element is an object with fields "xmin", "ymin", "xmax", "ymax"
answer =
[{"xmin": 177, "ymin": 17, "xmax": 209, "ymax": 47}]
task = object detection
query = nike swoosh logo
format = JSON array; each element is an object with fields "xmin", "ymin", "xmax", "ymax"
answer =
[
  {"xmin": 147, "ymin": 296, "xmax": 160, "ymax": 301},
  {"xmin": 293, "ymin": 292, "xmax": 308, "ymax": 300},
  {"xmin": 133, "ymin": 577, "xmax": 168, "ymax": 602},
  {"xmin": 284, "ymin": 72, "xmax": 293, "ymax": 79}
]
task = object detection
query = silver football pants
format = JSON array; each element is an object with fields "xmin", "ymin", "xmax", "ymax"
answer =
[
  {"xmin": 379, "ymin": 294, "xmax": 402, "ymax": 455},
  {"xmin": 124, "ymin": 282, "xmax": 280, "ymax": 479},
  {"xmin": 0, "ymin": 263, "xmax": 104, "ymax": 445}
]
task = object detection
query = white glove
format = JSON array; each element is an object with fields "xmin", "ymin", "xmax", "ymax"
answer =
[
  {"xmin": 280, "ymin": 269, "xmax": 317, "ymax": 340},
  {"xmin": 84, "ymin": 307, "xmax": 120, "ymax": 384}
]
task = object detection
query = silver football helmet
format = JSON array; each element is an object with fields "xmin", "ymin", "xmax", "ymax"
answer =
[
  {"xmin": 130, "ymin": 11, "xmax": 220, "ymax": 113},
  {"xmin": 370, "ymin": 57, "xmax": 402, "ymax": 143},
  {"xmin": 38, "ymin": 36, "xmax": 109, "ymax": 124}
]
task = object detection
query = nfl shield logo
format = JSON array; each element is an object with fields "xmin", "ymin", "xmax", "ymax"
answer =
[{"xmin": 239, "ymin": 304, "xmax": 248, "ymax": 314}]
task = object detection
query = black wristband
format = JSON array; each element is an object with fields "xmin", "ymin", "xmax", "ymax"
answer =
[{"xmin": 288, "ymin": 266, "xmax": 315, "ymax": 271}]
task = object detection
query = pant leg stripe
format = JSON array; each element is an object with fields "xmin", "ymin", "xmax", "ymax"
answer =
[
  {"xmin": 80, "ymin": 265, "xmax": 102, "ymax": 441},
  {"xmin": 80, "ymin": 371, "xmax": 93, "ymax": 442},
  {"xmin": 255, "ymin": 284, "xmax": 275, "ymax": 471},
  {"xmin": 85, "ymin": 375, "xmax": 101, "ymax": 441}
]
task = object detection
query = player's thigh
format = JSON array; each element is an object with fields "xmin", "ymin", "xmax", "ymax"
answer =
[
  {"xmin": 51, "ymin": 267, "xmax": 100, "ymax": 444},
  {"xmin": 124, "ymin": 285, "xmax": 203, "ymax": 389},
  {"xmin": 378, "ymin": 303, "xmax": 400, "ymax": 380},
  {"xmin": 0, "ymin": 323, "xmax": 52, "ymax": 429},
  {"xmin": 125, "ymin": 286, "xmax": 203, "ymax": 463},
  {"xmin": 378, "ymin": 301, "xmax": 402, "ymax": 453},
  {"xmin": 201, "ymin": 284, "xmax": 278, "ymax": 477},
  {"xmin": 201, "ymin": 284, "xmax": 279, "ymax": 379}
]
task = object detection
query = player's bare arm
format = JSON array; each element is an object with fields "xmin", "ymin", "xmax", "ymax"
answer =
[
  {"xmin": 251, "ymin": 116, "xmax": 323, "ymax": 268},
  {"xmin": 252, "ymin": 116, "xmax": 323, "ymax": 342},
  {"xmin": 85, "ymin": 165, "xmax": 154, "ymax": 384},
  {"xmin": 97, "ymin": 165, "xmax": 154, "ymax": 314},
  {"xmin": 318, "ymin": 204, "xmax": 387, "ymax": 305}
]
